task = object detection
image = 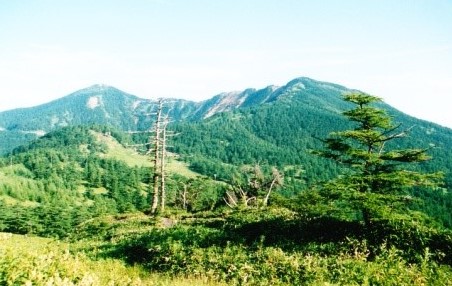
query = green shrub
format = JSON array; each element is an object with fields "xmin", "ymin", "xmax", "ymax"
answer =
[
  {"xmin": 97, "ymin": 219, "xmax": 452, "ymax": 285},
  {"xmin": 0, "ymin": 232, "xmax": 227, "ymax": 286}
]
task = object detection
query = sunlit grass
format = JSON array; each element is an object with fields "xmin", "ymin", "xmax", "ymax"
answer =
[
  {"xmin": 2, "ymin": 204, "xmax": 452, "ymax": 286},
  {"xmin": 165, "ymin": 156, "xmax": 198, "ymax": 178},
  {"xmin": 0, "ymin": 164, "xmax": 45, "ymax": 206},
  {"xmin": 93, "ymin": 131, "xmax": 198, "ymax": 178},
  {"xmin": 0, "ymin": 232, "xmax": 226, "ymax": 286}
]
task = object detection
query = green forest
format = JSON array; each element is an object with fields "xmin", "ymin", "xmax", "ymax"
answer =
[{"xmin": 1, "ymin": 93, "xmax": 451, "ymax": 285}]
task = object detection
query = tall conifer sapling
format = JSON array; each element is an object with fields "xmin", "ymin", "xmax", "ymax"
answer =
[{"xmin": 314, "ymin": 92, "xmax": 443, "ymax": 230}]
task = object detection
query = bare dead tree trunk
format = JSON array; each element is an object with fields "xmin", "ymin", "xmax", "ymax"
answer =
[
  {"xmin": 150, "ymin": 99, "xmax": 163, "ymax": 214},
  {"xmin": 224, "ymin": 190, "xmax": 238, "ymax": 208},
  {"xmin": 238, "ymin": 187, "xmax": 250, "ymax": 207},
  {"xmin": 160, "ymin": 120, "xmax": 168, "ymax": 211},
  {"xmin": 263, "ymin": 167, "xmax": 283, "ymax": 207},
  {"xmin": 263, "ymin": 178, "xmax": 277, "ymax": 206},
  {"xmin": 182, "ymin": 184, "xmax": 188, "ymax": 210}
]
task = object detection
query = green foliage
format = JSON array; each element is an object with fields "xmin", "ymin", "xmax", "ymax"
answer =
[
  {"xmin": 2, "ymin": 197, "xmax": 451, "ymax": 285},
  {"xmin": 314, "ymin": 92, "xmax": 444, "ymax": 231},
  {"xmin": 0, "ymin": 201, "xmax": 92, "ymax": 238},
  {"xmin": 1, "ymin": 81, "xmax": 451, "ymax": 285},
  {"xmin": 170, "ymin": 104, "xmax": 341, "ymax": 188},
  {"xmin": 0, "ymin": 131, "xmax": 36, "ymax": 155},
  {"xmin": 73, "ymin": 209, "xmax": 452, "ymax": 286},
  {"xmin": 223, "ymin": 165, "xmax": 283, "ymax": 208},
  {"xmin": 166, "ymin": 175, "xmax": 226, "ymax": 212},
  {"xmin": 0, "ymin": 232, "xmax": 225, "ymax": 286},
  {"xmin": 0, "ymin": 126, "xmax": 155, "ymax": 237}
]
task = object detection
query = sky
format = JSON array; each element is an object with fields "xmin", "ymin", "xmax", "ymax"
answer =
[{"xmin": 1, "ymin": 0, "xmax": 451, "ymax": 127}]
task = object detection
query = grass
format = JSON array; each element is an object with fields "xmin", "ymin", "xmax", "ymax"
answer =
[
  {"xmin": 93, "ymin": 131, "xmax": 151, "ymax": 167},
  {"xmin": 165, "ymin": 156, "xmax": 199, "ymax": 178},
  {"xmin": 0, "ymin": 232, "xmax": 226, "ymax": 286},
  {"xmin": 93, "ymin": 131, "xmax": 198, "ymax": 178},
  {"xmin": 2, "ymin": 207, "xmax": 452, "ymax": 285},
  {"xmin": 0, "ymin": 164, "xmax": 46, "ymax": 206},
  {"xmin": 68, "ymin": 210, "xmax": 452, "ymax": 286}
]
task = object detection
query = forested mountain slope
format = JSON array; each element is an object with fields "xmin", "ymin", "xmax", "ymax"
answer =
[
  {"xmin": 0, "ymin": 85, "xmax": 197, "ymax": 154},
  {"xmin": 1, "ymin": 77, "xmax": 452, "ymax": 227},
  {"xmin": 169, "ymin": 78, "xmax": 452, "ymax": 187},
  {"xmin": 2, "ymin": 77, "xmax": 451, "ymax": 158},
  {"xmin": 165, "ymin": 78, "xmax": 452, "ymax": 226},
  {"xmin": 0, "ymin": 124, "xmax": 231, "ymax": 236}
]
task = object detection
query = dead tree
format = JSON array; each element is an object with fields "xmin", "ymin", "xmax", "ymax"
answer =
[
  {"xmin": 150, "ymin": 99, "xmax": 163, "ymax": 214},
  {"xmin": 225, "ymin": 165, "xmax": 283, "ymax": 208},
  {"xmin": 159, "ymin": 118, "xmax": 170, "ymax": 211},
  {"xmin": 128, "ymin": 99, "xmax": 175, "ymax": 214},
  {"xmin": 149, "ymin": 100, "xmax": 177, "ymax": 214},
  {"xmin": 262, "ymin": 167, "xmax": 283, "ymax": 206},
  {"xmin": 182, "ymin": 184, "xmax": 188, "ymax": 210}
]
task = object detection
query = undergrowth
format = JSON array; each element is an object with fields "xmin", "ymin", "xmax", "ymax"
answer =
[
  {"xmin": 0, "ymin": 232, "xmax": 225, "ymax": 286},
  {"xmin": 69, "ymin": 209, "xmax": 452, "ymax": 286}
]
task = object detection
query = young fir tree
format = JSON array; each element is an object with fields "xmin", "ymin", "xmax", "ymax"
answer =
[{"xmin": 314, "ymin": 92, "xmax": 443, "ymax": 229}]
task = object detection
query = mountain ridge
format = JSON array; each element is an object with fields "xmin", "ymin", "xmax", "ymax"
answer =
[
  {"xmin": 1, "ymin": 77, "xmax": 451, "ymax": 156},
  {"xmin": 0, "ymin": 77, "xmax": 350, "ymax": 127}
]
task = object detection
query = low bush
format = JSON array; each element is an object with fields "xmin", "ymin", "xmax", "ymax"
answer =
[
  {"xmin": 95, "ymin": 212, "xmax": 452, "ymax": 285},
  {"xmin": 0, "ymin": 232, "xmax": 226, "ymax": 286}
]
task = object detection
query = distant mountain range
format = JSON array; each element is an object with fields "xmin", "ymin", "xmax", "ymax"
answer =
[
  {"xmin": 0, "ymin": 77, "xmax": 351, "ymax": 132},
  {"xmin": 0, "ymin": 77, "xmax": 349, "ymax": 153},
  {"xmin": 1, "ymin": 76, "xmax": 452, "ymax": 160}
]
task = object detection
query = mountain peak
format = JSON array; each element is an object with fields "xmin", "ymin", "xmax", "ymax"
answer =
[
  {"xmin": 88, "ymin": 83, "xmax": 111, "ymax": 89},
  {"xmin": 81, "ymin": 84, "xmax": 117, "ymax": 93},
  {"xmin": 66, "ymin": 85, "xmax": 141, "ymax": 103}
]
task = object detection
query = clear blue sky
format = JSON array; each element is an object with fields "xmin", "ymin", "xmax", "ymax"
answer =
[{"xmin": 1, "ymin": 0, "xmax": 451, "ymax": 127}]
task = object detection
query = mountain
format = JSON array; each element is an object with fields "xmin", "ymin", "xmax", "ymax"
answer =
[
  {"xmin": 0, "ymin": 85, "xmax": 189, "ymax": 154},
  {"xmin": 0, "ymin": 78, "xmax": 345, "ymax": 131},
  {"xmin": 0, "ymin": 76, "xmax": 451, "ymax": 229},
  {"xmin": 168, "ymin": 79, "xmax": 452, "ymax": 187},
  {"xmin": 2, "ymin": 77, "xmax": 452, "ymax": 184},
  {"xmin": 1, "ymin": 77, "xmax": 452, "ymax": 156},
  {"xmin": 0, "ymin": 77, "xmax": 352, "ymax": 154},
  {"xmin": 2, "ymin": 77, "xmax": 452, "ymax": 185},
  {"xmin": 0, "ymin": 84, "xmax": 196, "ymax": 132}
]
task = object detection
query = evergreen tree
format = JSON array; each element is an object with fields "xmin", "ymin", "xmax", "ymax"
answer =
[{"xmin": 314, "ymin": 92, "xmax": 443, "ymax": 229}]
